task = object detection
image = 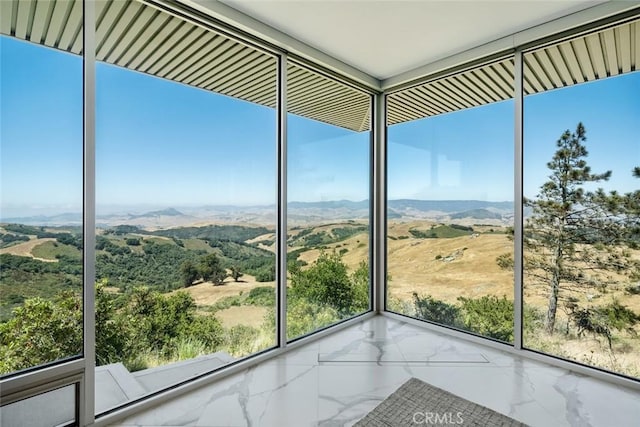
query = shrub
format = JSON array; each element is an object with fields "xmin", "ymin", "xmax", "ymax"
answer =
[
  {"xmin": 599, "ymin": 300, "xmax": 640, "ymax": 332},
  {"xmin": 566, "ymin": 303, "xmax": 613, "ymax": 348},
  {"xmin": 450, "ymin": 224, "xmax": 473, "ymax": 232},
  {"xmin": 0, "ymin": 233, "xmax": 29, "ymax": 245},
  {"xmin": 125, "ymin": 238, "xmax": 141, "ymax": 246},
  {"xmin": 95, "ymin": 283, "xmax": 130, "ymax": 366},
  {"xmin": 565, "ymin": 299, "xmax": 640, "ymax": 348},
  {"xmin": 246, "ymin": 286, "xmax": 275, "ymax": 306},
  {"xmin": 496, "ymin": 253, "xmax": 514, "ymax": 270},
  {"xmin": 284, "ymin": 298, "xmax": 340, "ymax": 339},
  {"xmin": 413, "ymin": 293, "xmax": 461, "ymax": 327},
  {"xmin": 0, "ymin": 292, "xmax": 82, "ymax": 374},
  {"xmin": 409, "ymin": 229, "xmax": 430, "ymax": 238},
  {"xmin": 223, "ymin": 324, "xmax": 260, "ymax": 357},
  {"xmin": 0, "ymin": 283, "xmax": 229, "ymax": 374},
  {"xmin": 254, "ymin": 265, "xmax": 276, "ymax": 282},
  {"xmin": 457, "ymin": 295, "xmax": 514, "ymax": 342},
  {"xmin": 289, "ymin": 251, "xmax": 367, "ymax": 315},
  {"xmin": 625, "ymin": 284, "xmax": 640, "ymax": 295}
]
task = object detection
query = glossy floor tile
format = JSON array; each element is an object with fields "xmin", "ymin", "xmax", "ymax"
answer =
[{"xmin": 112, "ymin": 316, "xmax": 640, "ymax": 427}]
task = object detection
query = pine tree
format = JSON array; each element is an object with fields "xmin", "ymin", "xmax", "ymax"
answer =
[{"xmin": 524, "ymin": 123, "xmax": 612, "ymax": 333}]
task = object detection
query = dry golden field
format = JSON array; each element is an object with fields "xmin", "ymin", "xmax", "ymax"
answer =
[
  {"xmin": 0, "ymin": 237, "xmax": 58, "ymax": 262},
  {"xmin": 9, "ymin": 219, "xmax": 638, "ymax": 376},
  {"xmin": 215, "ymin": 306, "xmax": 269, "ymax": 329},
  {"xmin": 386, "ymin": 220, "xmax": 514, "ymax": 303},
  {"xmin": 385, "ymin": 219, "xmax": 640, "ymax": 377},
  {"xmin": 173, "ymin": 274, "xmax": 273, "ymax": 329},
  {"xmin": 176, "ymin": 274, "xmax": 275, "ymax": 307},
  {"xmin": 386, "ymin": 219, "xmax": 640, "ymax": 314}
]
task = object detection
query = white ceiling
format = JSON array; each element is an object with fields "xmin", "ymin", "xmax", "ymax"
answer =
[{"xmin": 220, "ymin": 0, "xmax": 604, "ymax": 80}]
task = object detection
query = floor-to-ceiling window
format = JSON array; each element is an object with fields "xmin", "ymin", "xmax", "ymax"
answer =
[
  {"xmin": 386, "ymin": 59, "xmax": 516, "ymax": 343},
  {"xmin": 522, "ymin": 18, "xmax": 640, "ymax": 379},
  {"xmin": 1, "ymin": 1, "xmax": 84, "ymax": 424},
  {"xmin": 286, "ymin": 62, "xmax": 372, "ymax": 340},
  {"xmin": 2, "ymin": 3, "xmax": 639, "ymax": 426},
  {"xmin": 385, "ymin": 15, "xmax": 640, "ymax": 381},
  {"xmin": 92, "ymin": 0, "xmax": 278, "ymax": 413},
  {"xmin": 1, "ymin": 25, "xmax": 84, "ymax": 378}
]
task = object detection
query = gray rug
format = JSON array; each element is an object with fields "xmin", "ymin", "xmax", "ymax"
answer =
[{"xmin": 354, "ymin": 378, "xmax": 527, "ymax": 426}]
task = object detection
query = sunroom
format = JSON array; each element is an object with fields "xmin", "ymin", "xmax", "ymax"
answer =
[{"xmin": 1, "ymin": 1, "xmax": 639, "ymax": 426}]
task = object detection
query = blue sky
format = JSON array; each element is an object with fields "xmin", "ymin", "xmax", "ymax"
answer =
[
  {"xmin": 1, "ymin": 37, "xmax": 83, "ymax": 217},
  {"xmin": 388, "ymin": 100, "xmax": 514, "ymax": 201},
  {"xmin": 1, "ymin": 35, "xmax": 638, "ymax": 217},
  {"xmin": 388, "ymin": 71, "xmax": 640, "ymax": 202},
  {"xmin": 95, "ymin": 61, "xmax": 277, "ymax": 208}
]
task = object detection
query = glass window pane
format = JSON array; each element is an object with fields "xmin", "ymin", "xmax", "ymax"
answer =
[
  {"xmin": 1, "ymin": 385, "xmax": 76, "ymax": 427},
  {"xmin": 386, "ymin": 60, "xmax": 515, "ymax": 343},
  {"xmin": 286, "ymin": 62, "xmax": 371, "ymax": 341},
  {"xmin": 523, "ymin": 20, "xmax": 640, "ymax": 378},
  {"xmin": 93, "ymin": 1, "xmax": 277, "ymax": 413},
  {"xmin": 1, "ymin": 0, "xmax": 83, "ymax": 377}
]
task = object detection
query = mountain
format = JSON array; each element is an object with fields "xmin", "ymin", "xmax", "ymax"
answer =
[
  {"xmin": 288, "ymin": 200, "xmax": 369, "ymax": 210},
  {"xmin": 388, "ymin": 199, "xmax": 512, "ymax": 212},
  {"xmin": 131, "ymin": 207, "xmax": 184, "ymax": 218},
  {"xmin": 2, "ymin": 199, "xmax": 515, "ymax": 228},
  {"xmin": 1, "ymin": 212, "xmax": 83, "ymax": 226},
  {"xmin": 450, "ymin": 208, "xmax": 504, "ymax": 220}
]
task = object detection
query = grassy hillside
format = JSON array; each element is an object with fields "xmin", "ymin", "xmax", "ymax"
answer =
[
  {"xmin": 0, "ymin": 253, "xmax": 82, "ymax": 320},
  {"xmin": 31, "ymin": 241, "xmax": 81, "ymax": 261},
  {"xmin": 387, "ymin": 221, "xmax": 513, "ymax": 303},
  {"xmin": 2, "ymin": 218, "xmax": 639, "ymax": 378},
  {"xmin": 288, "ymin": 223, "xmax": 367, "ymax": 247},
  {"xmin": 408, "ymin": 224, "xmax": 474, "ymax": 239}
]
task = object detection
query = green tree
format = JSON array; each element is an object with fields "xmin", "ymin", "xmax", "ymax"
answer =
[
  {"xmin": 95, "ymin": 281, "xmax": 130, "ymax": 366},
  {"xmin": 127, "ymin": 287, "xmax": 193, "ymax": 351},
  {"xmin": 0, "ymin": 283, "xmax": 226, "ymax": 374},
  {"xmin": 121, "ymin": 287, "xmax": 223, "ymax": 359},
  {"xmin": 350, "ymin": 260, "xmax": 370, "ymax": 313},
  {"xmin": 413, "ymin": 293, "xmax": 461, "ymax": 327},
  {"xmin": 0, "ymin": 292, "xmax": 82, "ymax": 373},
  {"xmin": 289, "ymin": 251, "xmax": 363, "ymax": 315},
  {"xmin": 180, "ymin": 260, "xmax": 199, "ymax": 287},
  {"xmin": 199, "ymin": 253, "xmax": 226, "ymax": 285},
  {"xmin": 522, "ymin": 123, "xmax": 635, "ymax": 334},
  {"xmin": 229, "ymin": 265, "xmax": 243, "ymax": 282},
  {"xmin": 457, "ymin": 295, "xmax": 514, "ymax": 342},
  {"xmin": 264, "ymin": 299, "xmax": 339, "ymax": 340},
  {"xmin": 620, "ymin": 167, "xmax": 640, "ymax": 248}
]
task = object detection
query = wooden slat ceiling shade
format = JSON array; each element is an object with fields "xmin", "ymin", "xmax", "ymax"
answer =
[
  {"xmin": 0, "ymin": 0, "xmax": 371, "ymax": 132},
  {"xmin": 287, "ymin": 62, "xmax": 371, "ymax": 132},
  {"xmin": 523, "ymin": 19, "xmax": 639, "ymax": 94},
  {"xmin": 387, "ymin": 58, "xmax": 515, "ymax": 125},
  {"xmin": 388, "ymin": 18, "xmax": 639, "ymax": 126}
]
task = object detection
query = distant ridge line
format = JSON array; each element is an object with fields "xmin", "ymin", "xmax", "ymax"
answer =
[{"xmin": 2, "ymin": 199, "xmax": 514, "ymax": 226}]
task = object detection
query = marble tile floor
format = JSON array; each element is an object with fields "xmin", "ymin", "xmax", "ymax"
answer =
[{"xmin": 112, "ymin": 316, "xmax": 640, "ymax": 427}]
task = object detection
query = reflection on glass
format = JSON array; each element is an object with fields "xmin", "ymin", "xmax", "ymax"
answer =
[
  {"xmin": 523, "ymin": 69, "xmax": 640, "ymax": 379},
  {"xmin": 1, "ymin": 29, "xmax": 83, "ymax": 375},
  {"xmin": 1, "ymin": 385, "xmax": 76, "ymax": 427},
  {"xmin": 93, "ymin": 1, "xmax": 277, "ymax": 413},
  {"xmin": 286, "ymin": 63, "xmax": 371, "ymax": 340},
  {"xmin": 386, "ymin": 66, "xmax": 515, "ymax": 343}
]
